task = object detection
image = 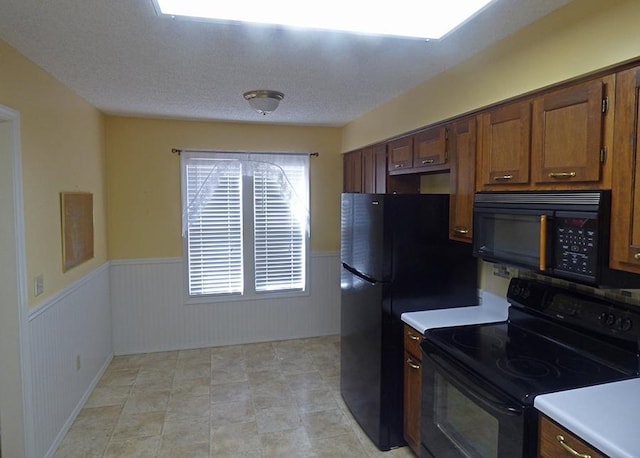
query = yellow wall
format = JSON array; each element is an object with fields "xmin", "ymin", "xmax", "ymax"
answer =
[
  {"xmin": 5, "ymin": 0, "xmax": 640, "ymax": 300},
  {"xmin": 342, "ymin": 0, "xmax": 640, "ymax": 151},
  {"xmin": 0, "ymin": 39, "xmax": 107, "ymax": 308},
  {"xmin": 342, "ymin": 0, "xmax": 640, "ymax": 292},
  {"xmin": 104, "ymin": 116, "xmax": 342, "ymax": 259}
]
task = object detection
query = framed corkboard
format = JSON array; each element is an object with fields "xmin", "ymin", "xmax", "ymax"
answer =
[{"xmin": 60, "ymin": 192, "xmax": 94, "ymax": 272}]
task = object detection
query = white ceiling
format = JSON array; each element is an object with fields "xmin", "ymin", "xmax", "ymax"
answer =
[{"xmin": 0, "ymin": 0, "xmax": 572, "ymax": 126}]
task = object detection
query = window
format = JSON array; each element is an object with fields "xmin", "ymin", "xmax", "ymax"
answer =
[{"xmin": 181, "ymin": 152, "xmax": 309, "ymax": 298}]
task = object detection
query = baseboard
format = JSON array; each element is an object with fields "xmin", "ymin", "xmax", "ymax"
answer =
[{"xmin": 43, "ymin": 354, "xmax": 113, "ymax": 458}]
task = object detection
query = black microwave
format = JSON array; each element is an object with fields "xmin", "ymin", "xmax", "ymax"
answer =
[{"xmin": 473, "ymin": 190, "xmax": 640, "ymax": 288}]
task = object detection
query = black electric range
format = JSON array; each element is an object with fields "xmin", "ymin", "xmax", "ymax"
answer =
[{"xmin": 419, "ymin": 278, "xmax": 640, "ymax": 458}]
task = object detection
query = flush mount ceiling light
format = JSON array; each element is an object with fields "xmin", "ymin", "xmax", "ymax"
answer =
[
  {"xmin": 153, "ymin": 0, "xmax": 495, "ymax": 40},
  {"xmin": 243, "ymin": 90, "xmax": 285, "ymax": 115}
]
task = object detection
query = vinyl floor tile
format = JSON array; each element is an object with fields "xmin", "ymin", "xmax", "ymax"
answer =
[{"xmin": 54, "ymin": 336, "xmax": 417, "ymax": 457}]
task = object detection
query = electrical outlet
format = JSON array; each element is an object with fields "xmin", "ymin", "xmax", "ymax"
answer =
[
  {"xmin": 34, "ymin": 274, "xmax": 44, "ymax": 297},
  {"xmin": 76, "ymin": 355, "xmax": 81, "ymax": 371}
]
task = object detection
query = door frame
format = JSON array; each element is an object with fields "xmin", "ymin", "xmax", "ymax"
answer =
[{"xmin": 0, "ymin": 104, "xmax": 33, "ymax": 457}]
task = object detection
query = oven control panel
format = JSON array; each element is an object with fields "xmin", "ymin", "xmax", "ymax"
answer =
[
  {"xmin": 547, "ymin": 294, "xmax": 638, "ymax": 338},
  {"xmin": 507, "ymin": 278, "xmax": 640, "ymax": 342}
]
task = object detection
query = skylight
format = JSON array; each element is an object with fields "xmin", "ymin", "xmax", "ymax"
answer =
[{"xmin": 153, "ymin": 0, "xmax": 495, "ymax": 40}]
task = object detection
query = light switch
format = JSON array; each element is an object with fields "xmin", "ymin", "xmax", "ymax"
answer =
[{"xmin": 34, "ymin": 274, "xmax": 44, "ymax": 297}]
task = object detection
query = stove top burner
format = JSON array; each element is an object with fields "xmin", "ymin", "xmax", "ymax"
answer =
[
  {"xmin": 422, "ymin": 317, "xmax": 637, "ymax": 405},
  {"xmin": 555, "ymin": 356, "xmax": 603, "ymax": 376},
  {"xmin": 451, "ymin": 331, "xmax": 504, "ymax": 350},
  {"xmin": 496, "ymin": 356, "xmax": 560, "ymax": 379},
  {"xmin": 422, "ymin": 278, "xmax": 640, "ymax": 405}
]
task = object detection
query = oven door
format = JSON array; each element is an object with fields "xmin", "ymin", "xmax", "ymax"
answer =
[
  {"xmin": 473, "ymin": 208, "xmax": 553, "ymax": 273},
  {"xmin": 420, "ymin": 350, "xmax": 532, "ymax": 458}
]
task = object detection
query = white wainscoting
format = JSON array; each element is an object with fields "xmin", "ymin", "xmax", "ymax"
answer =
[
  {"xmin": 111, "ymin": 252, "xmax": 341, "ymax": 355},
  {"xmin": 27, "ymin": 263, "xmax": 112, "ymax": 458}
]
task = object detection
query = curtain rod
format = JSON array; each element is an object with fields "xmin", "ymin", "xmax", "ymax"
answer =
[{"xmin": 171, "ymin": 148, "xmax": 318, "ymax": 157}]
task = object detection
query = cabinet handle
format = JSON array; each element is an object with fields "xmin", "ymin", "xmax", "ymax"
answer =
[
  {"xmin": 548, "ymin": 172, "xmax": 577, "ymax": 179},
  {"xmin": 453, "ymin": 227, "xmax": 469, "ymax": 235},
  {"xmin": 555, "ymin": 435, "xmax": 591, "ymax": 458},
  {"xmin": 634, "ymin": 253, "xmax": 640, "ymax": 261},
  {"xmin": 493, "ymin": 174, "xmax": 513, "ymax": 181},
  {"xmin": 406, "ymin": 358, "xmax": 420, "ymax": 370},
  {"xmin": 394, "ymin": 164, "xmax": 404, "ymax": 168},
  {"xmin": 407, "ymin": 333, "xmax": 420, "ymax": 341},
  {"xmin": 421, "ymin": 159, "xmax": 435, "ymax": 164}
]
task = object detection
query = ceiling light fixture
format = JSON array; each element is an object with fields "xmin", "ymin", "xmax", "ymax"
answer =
[
  {"xmin": 153, "ymin": 0, "xmax": 495, "ymax": 40},
  {"xmin": 243, "ymin": 90, "xmax": 284, "ymax": 115}
]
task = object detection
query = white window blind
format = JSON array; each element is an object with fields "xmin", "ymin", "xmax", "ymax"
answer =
[
  {"xmin": 254, "ymin": 163, "xmax": 306, "ymax": 292},
  {"xmin": 181, "ymin": 152, "xmax": 309, "ymax": 299},
  {"xmin": 184, "ymin": 158, "xmax": 243, "ymax": 295}
]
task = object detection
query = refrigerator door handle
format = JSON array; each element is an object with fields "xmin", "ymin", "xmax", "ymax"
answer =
[{"xmin": 342, "ymin": 262, "xmax": 379, "ymax": 284}]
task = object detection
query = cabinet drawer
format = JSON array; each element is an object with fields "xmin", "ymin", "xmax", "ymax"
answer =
[
  {"xmin": 404, "ymin": 325, "xmax": 423, "ymax": 359},
  {"xmin": 539, "ymin": 415, "xmax": 605, "ymax": 458}
]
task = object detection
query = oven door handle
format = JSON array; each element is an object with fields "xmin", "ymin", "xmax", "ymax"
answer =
[{"xmin": 426, "ymin": 352, "xmax": 525, "ymax": 417}]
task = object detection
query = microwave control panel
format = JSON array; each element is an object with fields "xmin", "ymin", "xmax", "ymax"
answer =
[{"xmin": 554, "ymin": 217, "xmax": 598, "ymax": 277}]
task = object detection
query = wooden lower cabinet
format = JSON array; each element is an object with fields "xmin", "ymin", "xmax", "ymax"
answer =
[
  {"xmin": 538, "ymin": 415, "xmax": 605, "ymax": 458},
  {"xmin": 403, "ymin": 325, "xmax": 423, "ymax": 455}
]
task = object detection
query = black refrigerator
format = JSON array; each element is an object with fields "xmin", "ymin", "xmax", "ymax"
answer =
[{"xmin": 340, "ymin": 193, "xmax": 478, "ymax": 451}]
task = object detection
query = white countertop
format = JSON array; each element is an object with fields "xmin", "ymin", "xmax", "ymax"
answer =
[
  {"xmin": 401, "ymin": 290, "xmax": 509, "ymax": 334},
  {"xmin": 535, "ymin": 378, "xmax": 640, "ymax": 458}
]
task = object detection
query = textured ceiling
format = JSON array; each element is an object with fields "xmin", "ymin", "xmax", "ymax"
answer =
[{"xmin": 0, "ymin": 0, "xmax": 572, "ymax": 126}]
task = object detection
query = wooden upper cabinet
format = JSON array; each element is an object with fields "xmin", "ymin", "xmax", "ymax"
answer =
[
  {"xmin": 362, "ymin": 144, "xmax": 387, "ymax": 193},
  {"xmin": 387, "ymin": 136, "xmax": 413, "ymax": 173},
  {"xmin": 611, "ymin": 67, "xmax": 640, "ymax": 273},
  {"xmin": 478, "ymin": 100, "xmax": 532, "ymax": 188},
  {"xmin": 532, "ymin": 76, "xmax": 612, "ymax": 186},
  {"xmin": 449, "ymin": 118, "xmax": 476, "ymax": 242},
  {"xmin": 413, "ymin": 126, "xmax": 448, "ymax": 169},
  {"xmin": 344, "ymin": 144, "xmax": 387, "ymax": 193},
  {"xmin": 343, "ymin": 150, "xmax": 363, "ymax": 193}
]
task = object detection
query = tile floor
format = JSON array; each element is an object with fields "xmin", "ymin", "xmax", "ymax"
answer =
[{"xmin": 54, "ymin": 336, "xmax": 416, "ymax": 457}]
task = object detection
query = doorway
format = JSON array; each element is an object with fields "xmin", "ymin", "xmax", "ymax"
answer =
[{"xmin": 0, "ymin": 106, "xmax": 29, "ymax": 457}]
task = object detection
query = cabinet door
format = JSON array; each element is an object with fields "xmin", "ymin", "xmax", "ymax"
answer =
[
  {"xmin": 450, "ymin": 117, "xmax": 476, "ymax": 242},
  {"xmin": 374, "ymin": 144, "xmax": 387, "ymax": 193},
  {"xmin": 362, "ymin": 143, "xmax": 387, "ymax": 194},
  {"xmin": 414, "ymin": 126, "xmax": 448, "ymax": 169},
  {"xmin": 539, "ymin": 416, "xmax": 605, "ymax": 458},
  {"xmin": 388, "ymin": 137, "xmax": 413, "ymax": 173},
  {"xmin": 343, "ymin": 150, "xmax": 362, "ymax": 193},
  {"xmin": 611, "ymin": 67, "xmax": 640, "ymax": 273},
  {"xmin": 403, "ymin": 351, "xmax": 422, "ymax": 455},
  {"xmin": 478, "ymin": 100, "xmax": 531, "ymax": 188},
  {"xmin": 532, "ymin": 78, "xmax": 610, "ymax": 185},
  {"xmin": 362, "ymin": 147, "xmax": 376, "ymax": 193}
]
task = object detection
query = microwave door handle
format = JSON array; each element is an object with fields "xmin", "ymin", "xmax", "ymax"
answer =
[{"xmin": 540, "ymin": 214, "xmax": 548, "ymax": 272}]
